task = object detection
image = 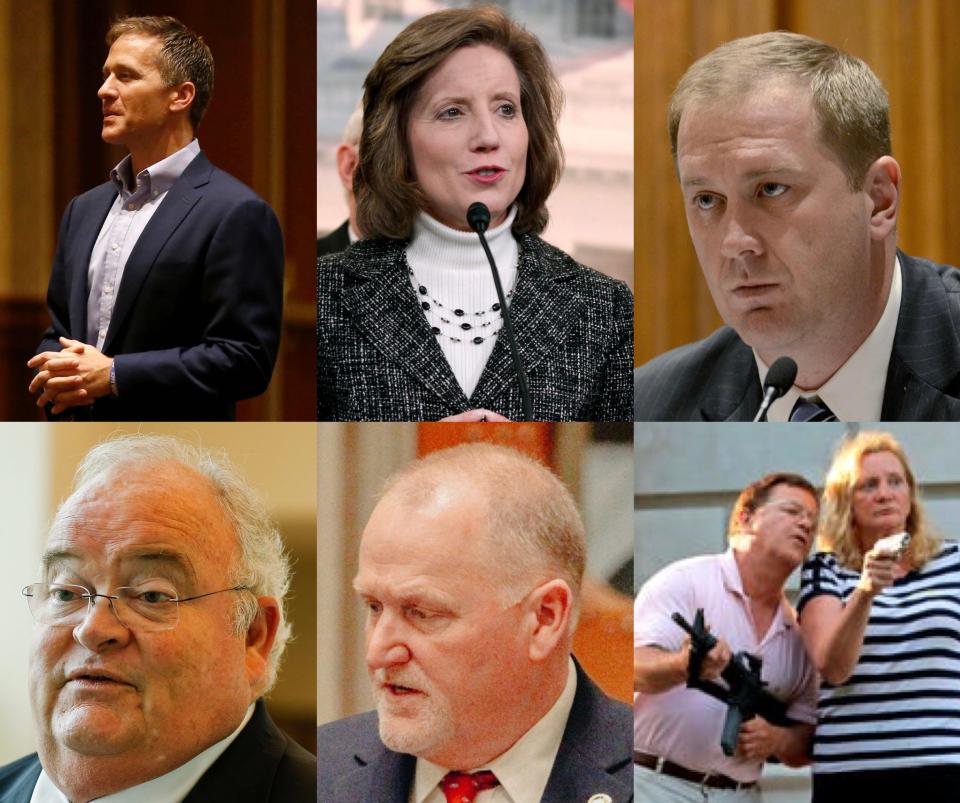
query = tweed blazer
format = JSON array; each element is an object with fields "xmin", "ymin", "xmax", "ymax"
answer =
[
  {"xmin": 634, "ymin": 251, "xmax": 960, "ymax": 421},
  {"xmin": 317, "ymin": 234, "xmax": 633, "ymax": 421}
]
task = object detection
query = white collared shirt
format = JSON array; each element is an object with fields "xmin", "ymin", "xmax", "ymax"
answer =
[
  {"xmin": 756, "ymin": 256, "xmax": 902, "ymax": 422},
  {"xmin": 29, "ymin": 704, "xmax": 254, "ymax": 803},
  {"xmin": 412, "ymin": 658, "xmax": 577, "ymax": 803},
  {"xmin": 85, "ymin": 139, "xmax": 201, "ymax": 350}
]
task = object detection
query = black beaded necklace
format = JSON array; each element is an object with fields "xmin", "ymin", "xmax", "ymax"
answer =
[{"xmin": 409, "ymin": 269, "xmax": 511, "ymax": 345}]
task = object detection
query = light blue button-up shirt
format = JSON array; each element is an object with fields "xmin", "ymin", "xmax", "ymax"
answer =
[{"xmin": 85, "ymin": 139, "xmax": 201, "ymax": 350}]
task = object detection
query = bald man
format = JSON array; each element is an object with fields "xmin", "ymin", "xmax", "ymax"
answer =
[{"xmin": 316, "ymin": 443, "xmax": 632, "ymax": 803}]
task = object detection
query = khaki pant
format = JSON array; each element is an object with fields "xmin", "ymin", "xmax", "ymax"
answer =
[{"xmin": 634, "ymin": 764, "xmax": 764, "ymax": 803}]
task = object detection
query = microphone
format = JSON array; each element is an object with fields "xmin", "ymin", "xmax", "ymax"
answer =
[
  {"xmin": 753, "ymin": 356, "xmax": 797, "ymax": 422},
  {"xmin": 466, "ymin": 202, "xmax": 532, "ymax": 421}
]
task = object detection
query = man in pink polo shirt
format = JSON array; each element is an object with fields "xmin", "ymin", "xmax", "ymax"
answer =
[{"xmin": 634, "ymin": 473, "xmax": 819, "ymax": 801}]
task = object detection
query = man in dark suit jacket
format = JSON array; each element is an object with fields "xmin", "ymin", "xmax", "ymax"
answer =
[
  {"xmin": 0, "ymin": 434, "xmax": 316, "ymax": 802},
  {"xmin": 0, "ymin": 701, "xmax": 315, "ymax": 803},
  {"xmin": 633, "ymin": 31, "xmax": 960, "ymax": 422},
  {"xmin": 316, "ymin": 443, "xmax": 633, "ymax": 802},
  {"xmin": 317, "ymin": 105, "xmax": 361, "ymax": 258},
  {"xmin": 635, "ymin": 252, "xmax": 960, "ymax": 421},
  {"xmin": 318, "ymin": 661, "xmax": 632, "ymax": 802},
  {"xmin": 28, "ymin": 15, "xmax": 283, "ymax": 421}
]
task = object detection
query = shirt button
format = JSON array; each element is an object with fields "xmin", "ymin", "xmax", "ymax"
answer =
[{"xmin": 127, "ymin": 204, "xmax": 135, "ymax": 210}]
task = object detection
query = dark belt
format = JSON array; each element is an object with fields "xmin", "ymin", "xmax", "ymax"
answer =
[{"xmin": 633, "ymin": 751, "xmax": 757, "ymax": 791}]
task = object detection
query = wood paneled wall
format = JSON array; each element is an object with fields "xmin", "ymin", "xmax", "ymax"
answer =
[{"xmin": 635, "ymin": 0, "xmax": 960, "ymax": 365}]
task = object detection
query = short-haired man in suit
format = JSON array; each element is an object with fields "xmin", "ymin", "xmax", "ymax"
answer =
[
  {"xmin": 28, "ymin": 16, "xmax": 283, "ymax": 421},
  {"xmin": 317, "ymin": 443, "xmax": 633, "ymax": 802},
  {"xmin": 634, "ymin": 31, "xmax": 960, "ymax": 422},
  {"xmin": 0, "ymin": 435, "xmax": 316, "ymax": 802},
  {"xmin": 317, "ymin": 105, "xmax": 362, "ymax": 257}
]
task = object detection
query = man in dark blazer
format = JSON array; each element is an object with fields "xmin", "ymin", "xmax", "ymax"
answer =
[
  {"xmin": 0, "ymin": 434, "xmax": 316, "ymax": 802},
  {"xmin": 0, "ymin": 701, "xmax": 315, "ymax": 803},
  {"xmin": 635, "ymin": 252, "xmax": 960, "ymax": 421},
  {"xmin": 317, "ymin": 106, "xmax": 361, "ymax": 258},
  {"xmin": 28, "ymin": 15, "xmax": 283, "ymax": 421},
  {"xmin": 317, "ymin": 443, "xmax": 633, "ymax": 803},
  {"xmin": 634, "ymin": 31, "xmax": 960, "ymax": 422}
]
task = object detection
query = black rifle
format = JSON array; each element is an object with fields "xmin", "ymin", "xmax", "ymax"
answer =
[{"xmin": 672, "ymin": 609, "xmax": 796, "ymax": 756}]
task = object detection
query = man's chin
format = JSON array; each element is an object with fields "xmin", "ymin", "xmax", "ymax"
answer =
[
  {"xmin": 100, "ymin": 126, "xmax": 125, "ymax": 145},
  {"xmin": 377, "ymin": 712, "xmax": 440, "ymax": 758},
  {"xmin": 55, "ymin": 705, "xmax": 140, "ymax": 755}
]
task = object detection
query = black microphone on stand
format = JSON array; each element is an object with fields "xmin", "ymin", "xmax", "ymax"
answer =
[
  {"xmin": 753, "ymin": 356, "xmax": 798, "ymax": 422},
  {"xmin": 466, "ymin": 202, "xmax": 532, "ymax": 421}
]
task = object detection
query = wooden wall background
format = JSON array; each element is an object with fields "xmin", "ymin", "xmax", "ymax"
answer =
[
  {"xmin": 0, "ymin": 0, "xmax": 316, "ymax": 420},
  {"xmin": 635, "ymin": 0, "xmax": 960, "ymax": 366}
]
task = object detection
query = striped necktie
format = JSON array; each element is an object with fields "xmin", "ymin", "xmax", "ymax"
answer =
[
  {"xmin": 790, "ymin": 397, "xmax": 839, "ymax": 422},
  {"xmin": 441, "ymin": 770, "xmax": 500, "ymax": 803}
]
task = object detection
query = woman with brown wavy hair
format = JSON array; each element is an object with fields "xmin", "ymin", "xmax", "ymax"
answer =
[
  {"xmin": 316, "ymin": 5, "xmax": 632, "ymax": 422},
  {"xmin": 797, "ymin": 431, "xmax": 960, "ymax": 801}
]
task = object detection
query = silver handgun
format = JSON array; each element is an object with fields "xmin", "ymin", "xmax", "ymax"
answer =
[{"xmin": 874, "ymin": 531, "xmax": 911, "ymax": 556}]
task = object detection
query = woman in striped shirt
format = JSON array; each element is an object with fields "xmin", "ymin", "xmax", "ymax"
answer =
[{"xmin": 797, "ymin": 431, "xmax": 960, "ymax": 802}]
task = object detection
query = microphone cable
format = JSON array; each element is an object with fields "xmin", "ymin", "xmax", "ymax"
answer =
[{"xmin": 467, "ymin": 202, "xmax": 532, "ymax": 421}]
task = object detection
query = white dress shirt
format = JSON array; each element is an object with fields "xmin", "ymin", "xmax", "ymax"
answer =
[
  {"xmin": 412, "ymin": 658, "xmax": 577, "ymax": 803},
  {"xmin": 85, "ymin": 139, "xmax": 201, "ymax": 350},
  {"xmin": 757, "ymin": 256, "xmax": 902, "ymax": 422},
  {"xmin": 30, "ymin": 704, "xmax": 254, "ymax": 803}
]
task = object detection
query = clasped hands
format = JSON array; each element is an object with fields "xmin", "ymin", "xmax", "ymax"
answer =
[{"xmin": 27, "ymin": 337, "xmax": 113, "ymax": 414}]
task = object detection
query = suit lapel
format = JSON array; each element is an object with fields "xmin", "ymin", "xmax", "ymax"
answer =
[
  {"xmin": 68, "ymin": 186, "xmax": 116, "ymax": 340},
  {"xmin": 101, "ymin": 153, "xmax": 211, "ymax": 354},
  {"xmin": 342, "ymin": 241, "xmax": 469, "ymax": 409},
  {"xmin": 470, "ymin": 235, "xmax": 579, "ymax": 407},
  {"xmin": 883, "ymin": 350, "xmax": 960, "ymax": 420},
  {"xmin": 698, "ymin": 338, "xmax": 760, "ymax": 421},
  {"xmin": 882, "ymin": 251, "xmax": 960, "ymax": 420},
  {"xmin": 0, "ymin": 755, "xmax": 41, "ymax": 803},
  {"xmin": 540, "ymin": 662, "xmax": 633, "ymax": 803},
  {"xmin": 332, "ymin": 745, "xmax": 414, "ymax": 803}
]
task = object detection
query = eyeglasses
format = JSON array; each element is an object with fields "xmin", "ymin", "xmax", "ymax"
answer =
[
  {"xmin": 763, "ymin": 501, "xmax": 818, "ymax": 526},
  {"xmin": 21, "ymin": 582, "xmax": 249, "ymax": 632}
]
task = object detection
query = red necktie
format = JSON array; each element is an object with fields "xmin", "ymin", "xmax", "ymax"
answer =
[{"xmin": 440, "ymin": 770, "xmax": 500, "ymax": 803}]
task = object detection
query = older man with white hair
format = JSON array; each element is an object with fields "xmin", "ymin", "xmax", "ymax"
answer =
[
  {"xmin": 0, "ymin": 435, "xmax": 316, "ymax": 802},
  {"xmin": 317, "ymin": 442, "xmax": 632, "ymax": 803}
]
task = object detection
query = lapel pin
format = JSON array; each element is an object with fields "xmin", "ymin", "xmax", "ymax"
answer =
[{"xmin": 587, "ymin": 796, "xmax": 612, "ymax": 803}]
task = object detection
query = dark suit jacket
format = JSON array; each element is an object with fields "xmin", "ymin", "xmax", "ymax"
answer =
[
  {"xmin": 316, "ymin": 661, "xmax": 633, "ymax": 802},
  {"xmin": 317, "ymin": 220, "xmax": 351, "ymax": 257},
  {"xmin": 634, "ymin": 252, "xmax": 960, "ymax": 421},
  {"xmin": 37, "ymin": 151, "xmax": 284, "ymax": 421},
  {"xmin": 317, "ymin": 235, "xmax": 633, "ymax": 421},
  {"xmin": 0, "ymin": 700, "xmax": 316, "ymax": 802}
]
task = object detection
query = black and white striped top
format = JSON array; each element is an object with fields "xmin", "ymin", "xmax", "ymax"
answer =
[{"xmin": 798, "ymin": 543, "xmax": 960, "ymax": 774}]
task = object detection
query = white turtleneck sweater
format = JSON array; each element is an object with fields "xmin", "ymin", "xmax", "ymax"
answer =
[{"xmin": 406, "ymin": 207, "xmax": 519, "ymax": 399}]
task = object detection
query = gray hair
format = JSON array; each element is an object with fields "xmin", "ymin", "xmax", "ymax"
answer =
[
  {"xmin": 381, "ymin": 443, "xmax": 586, "ymax": 613},
  {"xmin": 342, "ymin": 104, "xmax": 362, "ymax": 148},
  {"xmin": 669, "ymin": 31, "xmax": 891, "ymax": 190},
  {"xmin": 61, "ymin": 434, "xmax": 291, "ymax": 695}
]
